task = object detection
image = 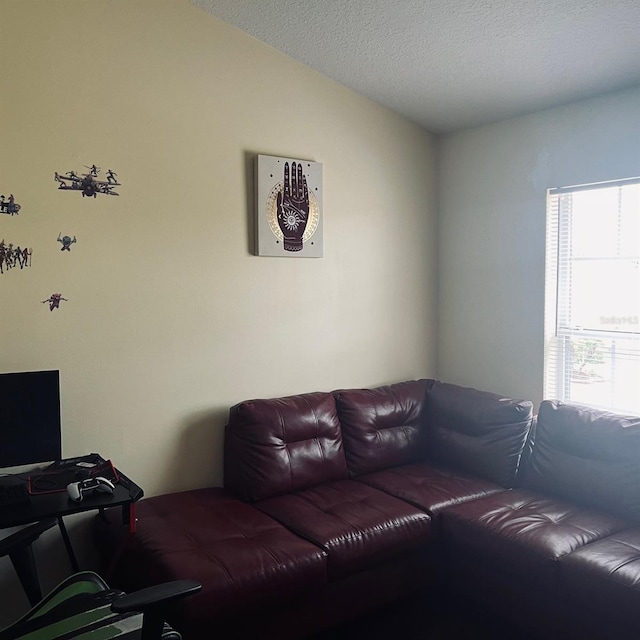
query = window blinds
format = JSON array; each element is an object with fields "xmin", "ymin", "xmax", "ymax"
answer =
[{"xmin": 545, "ymin": 178, "xmax": 640, "ymax": 415}]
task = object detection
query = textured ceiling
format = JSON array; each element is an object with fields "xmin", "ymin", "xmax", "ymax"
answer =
[{"xmin": 192, "ymin": 0, "xmax": 640, "ymax": 134}]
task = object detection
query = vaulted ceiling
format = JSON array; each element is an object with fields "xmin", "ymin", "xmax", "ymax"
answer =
[{"xmin": 192, "ymin": 0, "xmax": 640, "ymax": 134}]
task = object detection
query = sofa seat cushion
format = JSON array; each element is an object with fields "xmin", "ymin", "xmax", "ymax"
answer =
[
  {"xmin": 356, "ymin": 462, "xmax": 506, "ymax": 516},
  {"xmin": 560, "ymin": 529, "xmax": 640, "ymax": 627},
  {"xmin": 257, "ymin": 479, "xmax": 432, "ymax": 579},
  {"xmin": 441, "ymin": 489, "xmax": 629, "ymax": 585},
  {"xmin": 102, "ymin": 488, "xmax": 327, "ymax": 625}
]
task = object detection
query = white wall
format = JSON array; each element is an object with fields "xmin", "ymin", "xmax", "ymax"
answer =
[
  {"xmin": 0, "ymin": 0, "xmax": 437, "ymax": 621},
  {"xmin": 437, "ymin": 86, "xmax": 640, "ymax": 408}
]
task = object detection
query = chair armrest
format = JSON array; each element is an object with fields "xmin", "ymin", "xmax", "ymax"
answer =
[
  {"xmin": 0, "ymin": 519, "xmax": 56, "ymax": 557},
  {"xmin": 111, "ymin": 580, "xmax": 201, "ymax": 613},
  {"xmin": 111, "ymin": 580, "xmax": 201, "ymax": 640}
]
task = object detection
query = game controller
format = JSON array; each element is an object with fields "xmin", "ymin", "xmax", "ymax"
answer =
[{"xmin": 67, "ymin": 476, "xmax": 115, "ymax": 502}]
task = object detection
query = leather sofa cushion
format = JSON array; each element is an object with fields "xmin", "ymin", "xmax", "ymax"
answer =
[
  {"xmin": 103, "ymin": 488, "xmax": 327, "ymax": 627},
  {"xmin": 424, "ymin": 382, "xmax": 533, "ymax": 487},
  {"xmin": 335, "ymin": 379, "xmax": 433, "ymax": 476},
  {"xmin": 524, "ymin": 401, "xmax": 640, "ymax": 521},
  {"xmin": 356, "ymin": 462, "xmax": 506, "ymax": 516},
  {"xmin": 560, "ymin": 529, "xmax": 640, "ymax": 630},
  {"xmin": 257, "ymin": 479, "xmax": 432, "ymax": 579},
  {"xmin": 224, "ymin": 391, "xmax": 348, "ymax": 501},
  {"xmin": 441, "ymin": 489, "xmax": 628, "ymax": 583}
]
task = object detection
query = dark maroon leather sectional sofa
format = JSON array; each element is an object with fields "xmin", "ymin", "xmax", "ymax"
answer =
[{"xmin": 96, "ymin": 380, "xmax": 640, "ymax": 639}]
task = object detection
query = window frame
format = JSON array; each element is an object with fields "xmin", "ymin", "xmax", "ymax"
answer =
[{"xmin": 544, "ymin": 177, "xmax": 640, "ymax": 415}]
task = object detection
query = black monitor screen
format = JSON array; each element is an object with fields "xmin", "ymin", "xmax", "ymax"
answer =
[{"xmin": 0, "ymin": 370, "xmax": 61, "ymax": 468}]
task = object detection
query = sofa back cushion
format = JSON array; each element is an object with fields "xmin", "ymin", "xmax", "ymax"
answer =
[
  {"xmin": 224, "ymin": 391, "xmax": 348, "ymax": 502},
  {"xmin": 334, "ymin": 379, "xmax": 434, "ymax": 476},
  {"xmin": 524, "ymin": 400, "xmax": 640, "ymax": 522},
  {"xmin": 424, "ymin": 382, "xmax": 533, "ymax": 487}
]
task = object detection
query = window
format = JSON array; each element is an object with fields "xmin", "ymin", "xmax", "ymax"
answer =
[{"xmin": 545, "ymin": 178, "xmax": 640, "ymax": 416}]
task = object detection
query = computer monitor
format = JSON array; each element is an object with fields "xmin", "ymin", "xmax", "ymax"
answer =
[{"xmin": 0, "ymin": 370, "xmax": 61, "ymax": 468}]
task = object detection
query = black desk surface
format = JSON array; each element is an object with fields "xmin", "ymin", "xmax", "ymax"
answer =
[{"xmin": 0, "ymin": 468, "xmax": 143, "ymax": 529}]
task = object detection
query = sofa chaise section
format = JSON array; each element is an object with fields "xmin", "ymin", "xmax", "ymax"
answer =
[
  {"xmin": 552, "ymin": 402, "xmax": 640, "ymax": 639},
  {"xmin": 440, "ymin": 399, "xmax": 640, "ymax": 639}
]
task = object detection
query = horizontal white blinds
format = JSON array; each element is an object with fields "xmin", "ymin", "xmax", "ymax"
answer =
[{"xmin": 545, "ymin": 178, "xmax": 640, "ymax": 415}]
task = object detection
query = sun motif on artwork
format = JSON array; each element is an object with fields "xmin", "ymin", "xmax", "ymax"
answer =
[
  {"xmin": 283, "ymin": 212, "xmax": 301, "ymax": 231},
  {"xmin": 266, "ymin": 181, "xmax": 319, "ymax": 242}
]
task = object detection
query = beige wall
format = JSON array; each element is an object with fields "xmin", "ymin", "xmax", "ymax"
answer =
[
  {"xmin": 13, "ymin": 0, "xmax": 640, "ymax": 624},
  {"xmin": 437, "ymin": 86, "xmax": 640, "ymax": 408},
  {"xmin": 0, "ymin": 0, "xmax": 436, "ymax": 617}
]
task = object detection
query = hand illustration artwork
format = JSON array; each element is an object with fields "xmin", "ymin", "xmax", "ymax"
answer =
[{"xmin": 277, "ymin": 162, "xmax": 309, "ymax": 252}]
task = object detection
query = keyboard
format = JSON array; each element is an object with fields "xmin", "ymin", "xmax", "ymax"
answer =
[{"xmin": 0, "ymin": 476, "xmax": 30, "ymax": 506}]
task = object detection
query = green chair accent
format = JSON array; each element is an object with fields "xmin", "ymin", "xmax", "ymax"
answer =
[{"xmin": 0, "ymin": 571, "xmax": 201, "ymax": 640}]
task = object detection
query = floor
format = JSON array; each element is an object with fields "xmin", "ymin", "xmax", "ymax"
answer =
[{"xmin": 308, "ymin": 588, "xmax": 538, "ymax": 640}]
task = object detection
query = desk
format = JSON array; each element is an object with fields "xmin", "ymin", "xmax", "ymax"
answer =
[{"xmin": 0, "ymin": 464, "xmax": 143, "ymax": 605}]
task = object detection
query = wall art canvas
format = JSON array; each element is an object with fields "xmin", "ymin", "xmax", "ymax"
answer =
[{"xmin": 255, "ymin": 154, "xmax": 323, "ymax": 257}]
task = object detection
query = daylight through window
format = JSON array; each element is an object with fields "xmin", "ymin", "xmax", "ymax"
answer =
[{"xmin": 545, "ymin": 178, "xmax": 640, "ymax": 415}]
